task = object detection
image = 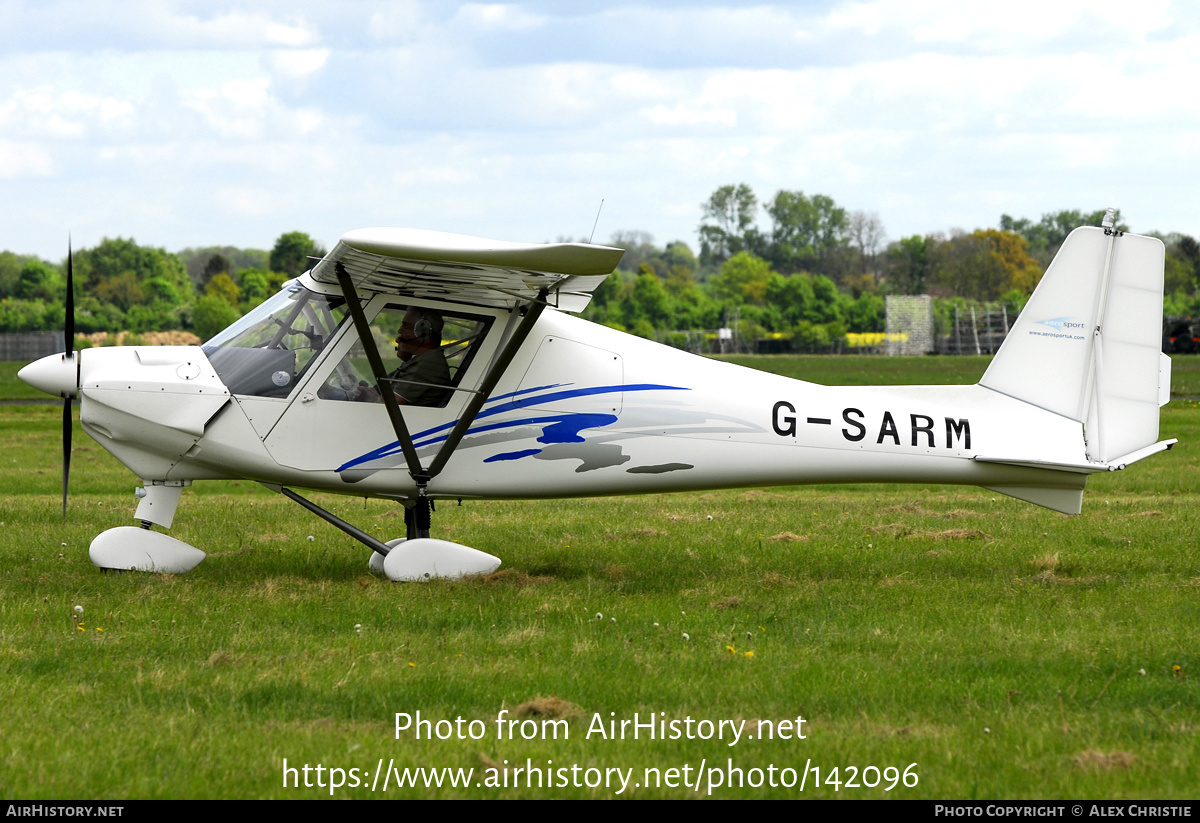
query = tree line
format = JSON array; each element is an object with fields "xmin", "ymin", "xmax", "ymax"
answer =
[
  {"xmin": 0, "ymin": 232, "xmax": 323, "ymax": 341},
  {"xmin": 584, "ymin": 187, "xmax": 1200, "ymax": 346},
  {"xmin": 2, "ymin": 188, "xmax": 1198, "ymax": 348}
]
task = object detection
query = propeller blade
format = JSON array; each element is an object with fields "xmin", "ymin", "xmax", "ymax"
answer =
[
  {"xmin": 62, "ymin": 397, "xmax": 71, "ymax": 520},
  {"xmin": 62, "ymin": 238, "xmax": 74, "ymax": 520},
  {"xmin": 65, "ymin": 238, "xmax": 74, "ymax": 344}
]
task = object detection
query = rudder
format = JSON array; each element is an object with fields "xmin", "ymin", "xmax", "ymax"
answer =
[{"xmin": 979, "ymin": 222, "xmax": 1167, "ymax": 464}]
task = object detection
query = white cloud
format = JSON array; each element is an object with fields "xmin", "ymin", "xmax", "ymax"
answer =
[
  {"xmin": 641, "ymin": 103, "xmax": 736, "ymax": 128},
  {"xmin": 392, "ymin": 164, "xmax": 477, "ymax": 186},
  {"xmin": 0, "ymin": 86, "xmax": 137, "ymax": 140},
  {"xmin": 264, "ymin": 19, "xmax": 319, "ymax": 48},
  {"xmin": 367, "ymin": 2, "xmax": 425, "ymax": 41},
  {"xmin": 178, "ymin": 77, "xmax": 332, "ymax": 141},
  {"xmin": 142, "ymin": 6, "xmax": 323, "ymax": 49},
  {"xmin": 827, "ymin": 0, "xmax": 1175, "ymax": 50},
  {"xmin": 2, "ymin": 0, "xmax": 1200, "ymax": 259},
  {"xmin": 453, "ymin": 3, "xmax": 546, "ymax": 32},
  {"xmin": 266, "ymin": 48, "xmax": 331, "ymax": 81},
  {"xmin": 0, "ymin": 3, "xmax": 321, "ymax": 51},
  {"xmin": 0, "ymin": 140, "xmax": 56, "ymax": 178}
]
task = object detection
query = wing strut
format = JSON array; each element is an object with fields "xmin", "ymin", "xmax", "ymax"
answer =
[
  {"xmin": 335, "ymin": 263, "xmax": 427, "ymax": 483},
  {"xmin": 336, "ymin": 261, "xmax": 548, "ymax": 539},
  {"xmin": 426, "ymin": 290, "xmax": 548, "ymax": 479}
]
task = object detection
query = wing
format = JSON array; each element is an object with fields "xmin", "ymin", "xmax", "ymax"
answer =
[{"xmin": 309, "ymin": 227, "xmax": 624, "ymax": 312}]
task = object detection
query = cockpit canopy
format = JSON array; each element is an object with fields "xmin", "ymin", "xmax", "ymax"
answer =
[
  {"xmin": 202, "ymin": 285, "xmax": 347, "ymax": 398},
  {"xmin": 201, "ymin": 284, "xmax": 492, "ymax": 407}
]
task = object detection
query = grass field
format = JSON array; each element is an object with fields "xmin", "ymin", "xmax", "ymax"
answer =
[{"xmin": 1, "ymin": 356, "xmax": 1198, "ymax": 799}]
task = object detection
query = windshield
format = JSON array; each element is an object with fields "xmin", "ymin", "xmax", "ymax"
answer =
[{"xmin": 202, "ymin": 285, "xmax": 348, "ymax": 397}]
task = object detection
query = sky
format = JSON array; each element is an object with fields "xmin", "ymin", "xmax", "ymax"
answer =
[{"xmin": 2, "ymin": 0, "xmax": 1199, "ymax": 261}]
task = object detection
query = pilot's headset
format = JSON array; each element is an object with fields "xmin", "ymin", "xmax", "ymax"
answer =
[
  {"xmin": 412, "ymin": 312, "xmax": 434, "ymax": 342},
  {"xmin": 408, "ymin": 309, "xmax": 444, "ymax": 344}
]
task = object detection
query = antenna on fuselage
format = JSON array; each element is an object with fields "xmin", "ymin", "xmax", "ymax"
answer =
[{"xmin": 588, "ymin": 199, "xmax": 605, "ymax": 244}]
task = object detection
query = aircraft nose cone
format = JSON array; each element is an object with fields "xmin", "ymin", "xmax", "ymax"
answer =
[{"xmin": 18, "ymin": 352, "xmax": 79, "ymax": 398}]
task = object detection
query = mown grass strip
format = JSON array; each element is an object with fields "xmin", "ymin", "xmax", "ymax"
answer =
[{"xmin": 0, "ymin": 354, "xmax": 1196, "ymax": 798}]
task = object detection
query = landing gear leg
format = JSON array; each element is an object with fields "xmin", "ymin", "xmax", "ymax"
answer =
[
  {"xmin": 405, "ymin": 494, "xmax": 433, "ymax": 540},
  {"xmin": 277, "ymin": 487, "xmax": 499, "ymax": 581},
  {"xmin": 88, "ymin": 481, "xmax": 205, "ymax": 573}
]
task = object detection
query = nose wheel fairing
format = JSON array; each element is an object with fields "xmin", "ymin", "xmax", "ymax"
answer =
[{"xmin": 89, "ymin": 526, "xmax": 206, "ymax": 574}]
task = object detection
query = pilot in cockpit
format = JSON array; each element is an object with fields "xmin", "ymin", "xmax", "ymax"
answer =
[
  {"xmin": 387, "ymin": 307, "xmax": 453, "ymax": 406},
  {"xmin": 320, "ymin": 306, "xmax": 454, "ymax": 407}
]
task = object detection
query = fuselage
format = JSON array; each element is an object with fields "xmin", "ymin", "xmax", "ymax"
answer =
[{"xmin": 49, "ymin": 282, "xmax": 1089, "ymax": 507}]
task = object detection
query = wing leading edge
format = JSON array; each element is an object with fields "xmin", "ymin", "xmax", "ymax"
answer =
[{"xmin": 309, "ymin": 227, "xmax": 624, "ymax": 311}]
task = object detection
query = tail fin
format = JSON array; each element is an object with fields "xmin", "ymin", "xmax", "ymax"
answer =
[{"xmin": 980, "ymin": 223, "xmax": 1169, "ymax": 464}]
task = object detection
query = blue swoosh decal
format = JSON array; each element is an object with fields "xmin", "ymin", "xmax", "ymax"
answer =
[{"xmin": 336, "ymin": 383, "xmax": 687, "ymax": 472}]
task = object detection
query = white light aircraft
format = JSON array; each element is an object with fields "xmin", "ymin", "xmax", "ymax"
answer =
[{"xmin": 19, "ymin": 211, "xmax": 1174, "ymax": 580}]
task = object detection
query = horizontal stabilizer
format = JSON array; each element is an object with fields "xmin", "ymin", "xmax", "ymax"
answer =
[
  {"xmin": 976, "ymin": 438, "xmax": 1175, "ymax": 474},
  {"xmin": 975, "ymin": 456, "xmax": 1109, "ymax": 475},
  {"xmin": 1106, "ymin": 438, "xmax": 1176, "ymax": 469}
]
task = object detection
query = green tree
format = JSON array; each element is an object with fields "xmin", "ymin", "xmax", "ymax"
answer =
[
  {"xmin": 844, "ymin": 292, "xmax": 885, "ymax": 333},
  {"xmin": 93, "ymin": 271, "xmax": 146, "ymax": 312},
  {"xmin": 609, "ymin": 230, "xmax": 660, "ymax": 275},
  {"xmin": 269, "ymin": 231, "xmax": 324, "ymax": 277},
  {"xmin": 73, "ymin": 296, "xmax": 126, "ymax": 334},
  {"xmin": 629, "ymin": 317, "xmax": 656, "ymax": 340},
  {"xmin": 884, "ymin": 235, "xmax": 933, "ymax": 294},
  {"xmin": 763, "ymin": 191, "xmax": 848, "ymax": 275},
  {"xmin": 0, "ymin": 251, "xmax": 30, "ymax": 298},
  {"xmin": 590, "ymin": 272, "xmax": 624, "ymax": 311},
  {"xmin": 193, "ymin": 295, "xmax": 241, "ymax": 340},
  {"xmin": 1164, "ymin": 251, "xmax": 1193, "ymax": 296},
  {"xmin": 662, "ymin": 241, "xmax": 697, "ymax": 274},
  {"xmin": 710, "ymin": 252, "xmax": 774, "ymax": 305},
  {"xmin": 809, "ymin": 275, "xmax": 843, "ymax": 324},
  {"xmin": 1163, "ymin": 235, "xmax": 1198, "ymax": 297},
  {"xmin": 1175, "ymin": 235, "xmax": 1199, "ymax": 273},
  {"xmin": 0, "ymin": 298, "xmax": 64, "ymax": 333},
  {"xmin": 143, "ymin": 277, "xmax": 181, "ymax": 305},
  {"xmin": 766, "ymin": 271, "xmax": 816, "ymax": 326},
  {"xmin": 125, "ymin": 303, "xmax": 180, "ymax": 333},
  {"xmin": 664, "ymin": 264, "xmax": 697, "ymax": 298},
  {"xmin": 76, "ymin": 237, "xmax": 192, "ymax": 305},
  {"xmin": 67, "ymin": 237, "xmax": 192, "ymax": 332},
  {"xmin": 179, "ymin": 245, "xmax": 271, "ymax": 285},
  {"xmin": 202, "ymin": 253, "xmax": 231, "ymax": 286},
  {"xmin": 931, "ymin": 230, "xmax": 1041, "ymax": 300},
  {"xmin": 999, "ymin": 209, "xmax": 1127, "ymax": 265},
  {"xmin": 624, "ymin": 266, "xmax": 672, "ymax": 328},
  {"xmin": 698, "ymin": 184, "xmax": 761, "ymax": 268},
  {"xmin": 14, "ymin": 259, "xmax": 63, "ymax": 301},
  {"xmin": 238, "ymin": 268, "xmax": 271, "ymax": 309},
  {"xmin": 670, "ymin": 282, "xmax": 718, "ymax": 329},
  {"xmin": 205, "ymin": 272, "xmax": 241, "ymax": 307}
]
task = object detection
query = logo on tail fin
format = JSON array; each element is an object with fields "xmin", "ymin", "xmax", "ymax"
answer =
[{"xmin": 1033, "ymin": 316, "xmax": 1086, "ymax": 332}]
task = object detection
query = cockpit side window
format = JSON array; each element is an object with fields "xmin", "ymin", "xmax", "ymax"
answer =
[
  {"xmin": 318, "ymin": 304, "xmax": 491, "ymax": 408},
  {"xmin": 202, "ymin": 286, "xmax": 347, "ymax": 397}
]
